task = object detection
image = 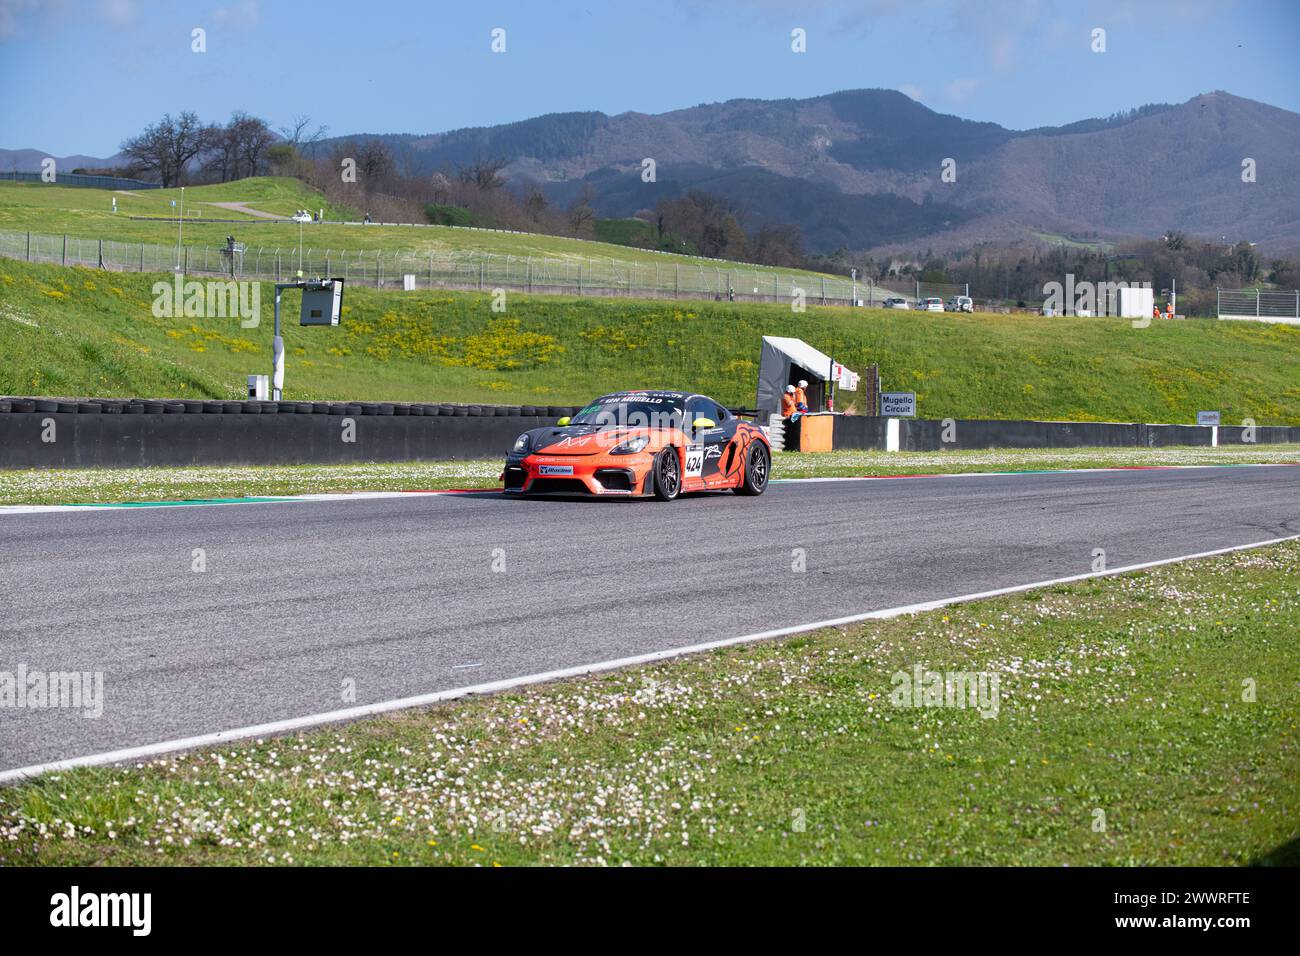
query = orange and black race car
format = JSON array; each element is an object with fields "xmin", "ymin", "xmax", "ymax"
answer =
[{"xmin": 501, "ymin": 390, "xmax": 771, "ymax": 500}]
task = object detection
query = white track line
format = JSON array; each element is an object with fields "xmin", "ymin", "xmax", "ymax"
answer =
[
  {"xmin": 774, "ymin": 461, "xmax": 1300, "ymax": 483},
  {"xmin": 0, "ymin": 489, "xmax": 460, "ymax": 515},
  {"xmin": 3, "ymin": 531, "xmax": 1298, "ymax": 785},
  {"xmin": 1, "ymin": 460, "xmax": 1296, "ymax": 515}
]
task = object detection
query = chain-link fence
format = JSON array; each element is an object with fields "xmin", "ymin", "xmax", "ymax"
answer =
[
  {"xmin": 0, "ymin": 227, "xmax": 919, "ymax": 307},
  {"xmin": 0, "ymin": 171, "xmax": 161, "ymax": 190},
  {"xmin": 914, "ymin": 281, "xmax": 970, "ymax": 303},
  {"xmin": 1217, "ymin": 287, "xmax": 1300, "ymax": 323}
]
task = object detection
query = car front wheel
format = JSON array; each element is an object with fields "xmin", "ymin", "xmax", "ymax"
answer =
[
  {"xmin": 734, "ymin": 441, "xmax": 770, "ymax": 496},
  {"xmin": 652, "ymin": 447, "xmax": 681, "ymax": 501}
]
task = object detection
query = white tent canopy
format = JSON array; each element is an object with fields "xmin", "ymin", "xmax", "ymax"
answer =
[{"xmin": 755, "ymin": 335, "xmax": 835, "ymax": 416}]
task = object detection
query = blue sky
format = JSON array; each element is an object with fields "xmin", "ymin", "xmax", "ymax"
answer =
[{"xmin": 2, "ymin": 0, "xmax": 1298, "ymax": 156}]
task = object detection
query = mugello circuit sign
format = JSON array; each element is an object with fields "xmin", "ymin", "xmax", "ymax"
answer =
[{"xmin": 881, "ymin": 392, "xmax": 917, "ymax": 417}]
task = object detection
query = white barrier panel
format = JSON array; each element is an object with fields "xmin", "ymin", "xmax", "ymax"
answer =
[{"xmin": 1219, "ymin": 313, "xmax": 1300, "ymax": 325}]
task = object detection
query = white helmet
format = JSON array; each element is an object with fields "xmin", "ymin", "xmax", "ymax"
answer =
[
  {"xmin": 785, "ymin": 385, "xmax": 796, "ymax": 393},
  {"xmin": 798, "ymin": 379, "xmax": 808, "ymax": 388}
]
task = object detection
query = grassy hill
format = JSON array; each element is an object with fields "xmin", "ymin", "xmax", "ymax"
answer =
[
  {"xmin": 3, "ymin": 257, "xmax": 1300, "ymax": 423},
  {"xmin": 0, "ymin": 177, "xmax": 833, "ymax": 279},
  {"xmin": 593, "ymin": 217, "xmax": 660, "ymax": 248}
]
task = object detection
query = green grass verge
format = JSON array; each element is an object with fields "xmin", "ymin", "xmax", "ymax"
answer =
[
  {"xmin": 0, "ymin": 177, "xmax": 358, "ymax": 238},
  {"xmin": 1031, "ymin": 231, "xmax": 1115, "ymax": 252},
  {"xmin": 5, "ymin": 256, "xmax": 1300, "ymax": 421},
  {"xmin": 593, "ymin": 217, "xmax": 659, "ymax": 248},
  {"xmin": 0, "ymin": 178, "xmax": 830, "ymax": 278},
  {"xmin": 3, "ymin": 540, "xmax": 1297, "ymax": 866},
  {"xmin": 0, "ymin": 446, "xmax": 1296, "ymax": 506}
]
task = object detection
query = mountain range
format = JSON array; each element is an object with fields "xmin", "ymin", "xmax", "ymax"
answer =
[
  {"xmin": 5, "ymin": 89, "xmax": 1298, "ymax": 254},
  {"xmin": 324, "ymin": 89, "xmax": 1300, "ymax": 254}
]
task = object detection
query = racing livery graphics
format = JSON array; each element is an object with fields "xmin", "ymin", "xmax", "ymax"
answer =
[{"xmin": 501, "ymin": 390, "xmax": 771, "ymax": 500}]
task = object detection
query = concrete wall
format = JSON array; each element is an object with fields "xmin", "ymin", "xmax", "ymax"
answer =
[
  {"xmin": 834, "ymin": 416, "xmax": 1300, "ymax": 452},
  {"xmin": 830, "ymin": 415, "xmax": 891, "ymax": 451},
  {"xmin": 1216, "ymin": 424, "xmax": 1300, "ymax": 445},
  {"xmin": 1, "ymin": 400, "xmax": 1296, "ymax": 469},
  {"xmin": 0, "ymin": 399, "xmax": 575, "ymax": 469}
]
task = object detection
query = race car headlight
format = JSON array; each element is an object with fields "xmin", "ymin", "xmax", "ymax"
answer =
[
  {"xmin": 512, "ymin": 433, "xmax": 531, "ymax": 454},
  {"xmin": 610, "ymin": 435, "xmax": 650, "ymax": 455}
]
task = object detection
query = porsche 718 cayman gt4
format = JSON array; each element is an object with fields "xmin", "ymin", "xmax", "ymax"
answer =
[{"xmin": 501, "ymin": 390, "xmax": 771, "ymax": 500}]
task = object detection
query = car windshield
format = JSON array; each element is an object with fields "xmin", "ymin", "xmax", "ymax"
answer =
[{"xmin": 570, "ymin": 396, "xmax": 685, "ymax": 430}]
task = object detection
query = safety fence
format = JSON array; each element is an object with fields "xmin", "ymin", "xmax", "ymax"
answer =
[
  {"xmin": 0, "ymin": 171, "xmax": 162, "ymax": 190},
  {"xmin": 914, "ymin": 281, "xmax": 971, "ymax": 303},
  {"xmin": 1217, "ymin": 287, "xmax": 1300, "ymax": 324},
  {"xmin": 0, "ymin": 227, "xmax": 916, "ymax": 306}
]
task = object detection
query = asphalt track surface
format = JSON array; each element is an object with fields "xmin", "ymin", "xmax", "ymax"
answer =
[{"xmin": 2, "ymin": 465, "xmax": 1299, "ymax": 774}]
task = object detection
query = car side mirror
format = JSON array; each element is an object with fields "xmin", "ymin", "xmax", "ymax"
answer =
[
  {"xmin": 557, "ymin": 417, "xmax": 571, "ymax": 426},
  {"xmin": 693, "ymin": 417, "xmax": 716, "ymax": 429}
]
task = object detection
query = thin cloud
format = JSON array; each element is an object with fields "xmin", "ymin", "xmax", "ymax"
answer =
[
  {"xmin": 101, "ymin": 0, "xmax": 136, "ymax": 27},
  {"xmin": 0, "ymin": 0, "xmax": 40, "ymax": 39},
  {"xmin": 945, "ymin": 77, "xmax": 980, "ymax": 103},
  {"xmin": 213, "ymin": 0, "xmax": 260, "ymax": 29}
]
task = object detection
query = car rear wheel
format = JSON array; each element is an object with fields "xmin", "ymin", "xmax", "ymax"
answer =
[
  {"xmin": 734, "ymin": 441, "xmax": 770, "ymax": 495},
  {"xmin": 652, "ymin": 447, "xmax": 681, "ymax": 501}
]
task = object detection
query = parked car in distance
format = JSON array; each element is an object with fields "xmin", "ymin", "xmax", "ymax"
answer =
[
  {"xmin": 947, "ymin": 295, "xmax": 974, "ymax": 313},
  {"xmin": 883, "ymin": 297, "xmax": 910, "ymax": 310},
  {"xmin": 922, "ymin": 297, "xmax": 945, "ymax": 312}
]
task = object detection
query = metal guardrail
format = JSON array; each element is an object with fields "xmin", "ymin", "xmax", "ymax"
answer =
[
  {"xmin": 1217, "ymin": 287, "xmax": 1300, "ymax": 322},
  {"xmin": 0, "ymin": 227, "xmax": 916, "ymax": 306}
]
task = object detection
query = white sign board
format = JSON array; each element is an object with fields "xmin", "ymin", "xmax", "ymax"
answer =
[
  {"xmin": 881, "ymin": 391, "xmax": 916, "ymax": 417},
  {"xmin": 1116, "ymin": 286, "xmax": 1154, "ymax": 319},
  {"xmin": 1197, "ymin": 411, "xmax": 1220, "ymax": 426},
  {"xmin": 300, "ymin": 278, "xmax": 345, "ymax": 326}
]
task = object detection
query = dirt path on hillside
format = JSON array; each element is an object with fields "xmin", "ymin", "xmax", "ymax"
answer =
[{"xmin": 208, "ymin": 201, "xmax": 284, "ymax": 219}]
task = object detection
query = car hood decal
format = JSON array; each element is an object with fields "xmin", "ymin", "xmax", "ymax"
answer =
[{"xmin": 527, "ymin": 425, "xmax": 659, "ymax": 455}]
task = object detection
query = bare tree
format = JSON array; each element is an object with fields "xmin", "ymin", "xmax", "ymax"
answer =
[
  {"xmin": 428, "ymin": 171, "xmax": 452, "ymax": 205},
  {"xmin": 230, "ymin": 113, "xmax": 275, "ymax": 178},
  {"xmin": 278, "ymin": 114, "xmax": 329, "ymax": 157},
  {"xmin": 120, "ymin": 112, "xmax": 214, "ymax": 187},
  {"xmin": 750, "ymin": 223, "xmax": 806, "ymax": 266},
  {"xmin": 203, "ymin": 124, "xmax": 241, "ymax": 183},
  {"xmin": 198, "ymin": 113, "xmax": 276, "ymax": 181},
  {"xmin": 566, "ymin": 184, "xmax": 597, "ymax": 237},
  {"xmin": 355, "ymin": 139, "xmax": 396, "ymax": 182},
  {"xmin": 522, "ymin": 185, "xmax": 548, "ymax": 223},
  {"xmin": 657, "ymin": 191, "xmax": 748, "ymax": 259},
  {"xmin": 457, "ymin": 156, "xmax": 508, "ymax": 191}
]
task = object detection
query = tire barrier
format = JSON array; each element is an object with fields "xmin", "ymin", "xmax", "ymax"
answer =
[
  {"xmin": 3, "ymin": 398, "xmax": 575, "ymax": 418},
  {"xmin": 1, "ymin": 400, "xmax": 1294, "ymax": 468},
  {"xmin": 833, "ymin": 416, "xmax": 1300, "ymax": 452},
  {"xmin": 0, "ymin": 399, "xmax": 585, "ymax": 468}
]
